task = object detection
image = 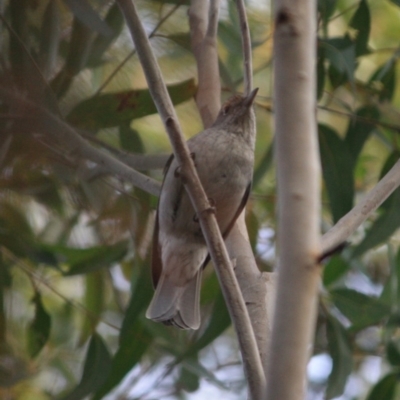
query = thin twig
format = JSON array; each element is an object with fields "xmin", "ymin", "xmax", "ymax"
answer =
[
  {"xmin": 235, "ymin": 0, "xmax": 253, "ymax": 95},
  {"xmin": 116, "ymin": 1, "xmax": 265, "ymax": 398},
  {"xmin": 79, "ymin": 131, "xmax": 169, "ymax": 170},
  {"xmin": 321, "ymin": 159, "xmax": 400, "ymax": 255},
  {"xmin": 318, "ymin": 104, "xmax": 400, "ymax": 133}
]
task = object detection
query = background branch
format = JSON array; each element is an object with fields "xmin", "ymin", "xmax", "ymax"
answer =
[
  {"xmin": 116, "ymin": 1, "xmax": 265, "ymax": 398},
  {"xmin": 236, "ymin": 0, "xmax": 253, "ymax": 95},
  {"xmin": 189, "ymin": 0, "xmax": 221, "ymax": 127},
  {"xmin": 79, "ymin": 132, "xmax": 169, "ymax": 170},
  {"xmin": 322, "ymin": 159, "xmax": 400, "ymax": 254}
]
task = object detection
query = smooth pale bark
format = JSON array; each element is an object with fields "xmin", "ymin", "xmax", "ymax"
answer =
[{"xmin": 266, "ymin": 0, "xmax": 321, "ymax": 399}]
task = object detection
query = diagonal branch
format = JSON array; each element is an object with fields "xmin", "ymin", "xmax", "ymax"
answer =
[
  {"xmin": 116, "ymin": 0, "xmax": 265, "ymax": 398},
  {"xmin": 321, "ymin": 159, "xmax": 400, "ymax": 254}
]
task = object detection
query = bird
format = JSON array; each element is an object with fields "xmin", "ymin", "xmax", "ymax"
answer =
[{"xmin": 146, "ymin": 88, "xmax": 258, "ymax": 329}]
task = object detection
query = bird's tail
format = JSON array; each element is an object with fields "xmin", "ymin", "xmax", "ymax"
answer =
[{"xmin": 145, "ymin": 269, "xmax": 202, "ymax": 330}]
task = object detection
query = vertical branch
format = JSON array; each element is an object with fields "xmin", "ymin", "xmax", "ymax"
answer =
[
  {"xmin": 266, "ymin": 0, "xmax": 320, "ymax": 399},
  {"xmin": 189, "ymin": 0, "xmax": 221, "ymax": 128},
  {"xmin": 226, "ymin": 213, "xmax": 272, "ymax": 377},
  {"xmin": 225, "ymin": 0, "xmax": 274, "ymax": 381}
]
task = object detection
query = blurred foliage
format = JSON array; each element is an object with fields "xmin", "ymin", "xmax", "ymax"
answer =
[{"xmin": 0, "ymin": 0, "xmax": 399, "ymax": 399}]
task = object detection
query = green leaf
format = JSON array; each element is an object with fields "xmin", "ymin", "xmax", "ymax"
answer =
[
  {"xmin": 369, "ymin": 59, "xmax": 397, "ymax": 101},
  {"xmin": 344, "ymin": 106, "xmax": 379, "ymax": 164},
  {"xmin": 323, "ymin": 255, "xmax": 350, "ymax": 287},
  {"xmin": 253, "ymin": 141, "xmax": 274, "ymax": 188},
  {"xmin": 330, "ymin": 288, "xmax": 391, "ymax": 332},
  {"xmin": 318, "ymin": 0, "xmax": 337, "ymax": 28},
  {"xmin": 349, "ymin": 0, "xmax": 370, "ymax": 56},
  {"xmin": 66, "ymin": 79, "xmax": 196, "ymax": 130},
  {"xmin": 64, "ymin": 0, "xmax": 113, "ymax": 37},
  {"xmin": 39, "ymin": 0, "xmax": 60, "ymax": 78},
  {"xmin": 119, "ymin": 124, "xmax": 144, "ymax": 153},
  {"xmin": 120, "ymin": 263, "xmax": 153, "ymax": 343},
  {"xmin": 51, "ymin": 18, "xmax": 93, "ymax": 98},
  {"xmin": 167, "ymin": 33, "xmax": 191, "ymax": 52},
  {"xmin": 380, "ymin": 246, "xmax": 400, "ymax": 307},
  {"xmin": 326, "ymin": 314, "xmax": 353, "ymax": 399},
  {"xmin": 93, "ymin": 321, "xmax": 151, "ymax": 400},
  {"xmin": 87, "ymin": 4, "xmax": 125, "ymax": 67},
  {"xmin": 66, "ymin": 244, "xmax": 127, "ymax": 276},
  {"xmin": 366, "ymin": 373, "xmax": 398, "ymax": 400},
  {"xmin": 389, "ymin": 0, "xmax": 400, "ymax": 6},
  {"xmin": 27, "ymin": 292, "xmax": 51, "ymax": 358},
  {"xmin": 92, "ymin": 264, "xmax": 153, "ymax": 399},
  {"xmin": 186, "ymin": 290, "xmax": 230, "ymax": 357},
  {"xmin": 179, "ymin": 359, "xmax": 201, "ymax": 392},
  {"xmin": 181, "ymin": 357, "xmax": 229, "ymax": 391},
  {"xmin": 323, "ymin": 37, "xmax": 356, "ymax": 88},
  {"xmin": 79, "ymin": 271, "xmax": 105, "ymax": 345},
  {"xmin": 246, "ymin": 209, "xmax": 260, "ymax": 251},
  {"xmin": 39, "ymin": 242, "xmax": 128, "ymax": 275},
  {"xmin": 387, "ymin": 341, "xmax": 400, "ymax": 367},
  {"xmin": 60, "ymin": 333, "xmax": 112, "ymax": 400},
  {"xmin": 319, "ymin": 124, "xmax": 354, "ymax": 222}
]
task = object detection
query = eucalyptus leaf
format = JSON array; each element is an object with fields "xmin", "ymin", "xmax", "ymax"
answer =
[
  {"xmin": 319, "ymin": 124, "xmax": 354, "ymax": 223},
  {"xmin": 67, "ymin": 79, "xmax": 196, "ymax": 130},
  {"xmin": 60, "ymin": 333, "xmax": 112, "ymax": 400},
  {"xmin": 326, "ymin": 315, "xmax": 353, "ymax": 399},
  {"xmin": 27, "ymin": 292, "xmax": 51, "ymax": 358},
  {"xmin": 330, "ymin": 288, "xmax": 391, "ymax": 332}
]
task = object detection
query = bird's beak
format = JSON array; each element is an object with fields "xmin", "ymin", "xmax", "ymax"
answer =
[{"xmin": 243, "ymin": 88, "xmax": 259, "ymax": 108}]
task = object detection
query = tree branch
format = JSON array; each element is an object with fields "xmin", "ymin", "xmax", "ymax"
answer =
[
  {"xmin": 321, "ymin": 159, "xmax": 400, "ymax": 255},
  {"xmin": 266, "ymin": 0, "xmax": 321, "ymax": 399},
  {"xmin": 116, "ymin": 0, "xmax": 265, "ymax": 398},
  {"xmin": 79, "ymin": 132, "xmax": 169, "ymax": 170},
  {"xmin": 0, "ymin": 89, "xmax": 162, "ymax": 196},
  {"xmin": 189, "ymin": 0, "xmax": 221, "ymax": 127},
  {"xmin": 236, "ymin": 0, "xmax": 253, "ymax": 95}
]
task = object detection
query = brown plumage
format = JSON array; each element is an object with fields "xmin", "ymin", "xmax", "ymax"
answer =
[{"xmin": 146, "ymin": 89, "xmax": 258, "ymax": 329}]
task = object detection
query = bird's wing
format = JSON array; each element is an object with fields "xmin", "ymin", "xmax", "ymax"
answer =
[
  {"xmin": 201, "ymin": 182, "xmax": 252, "ymax": 269},
  {"xmin": 151, "ymin": 154, "xmax": 175, "ymax": 288},
  {"xmin": 222, "ymin": 182, "xmax": 252, "ymax": 239}
]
